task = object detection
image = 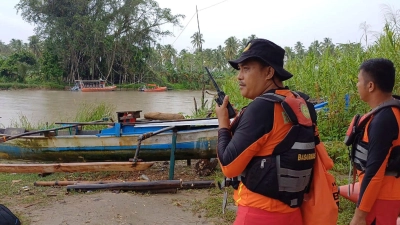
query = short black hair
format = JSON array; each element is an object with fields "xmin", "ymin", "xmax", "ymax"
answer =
[{"xmin": 359, "ymin": 58, "xmax": 395, "ymax": 93}]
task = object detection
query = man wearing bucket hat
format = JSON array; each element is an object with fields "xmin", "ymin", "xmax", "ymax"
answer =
[{"xmin": 215, "ymin": 38, "xmax": 318, "ymax": 224}]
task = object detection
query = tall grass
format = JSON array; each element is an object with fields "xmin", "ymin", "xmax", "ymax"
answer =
[
  {"xmin": 9, "ymin": 114, "xmax": 52, "ymax": 130},
  {"xmin": 73, "ymin": 102, "xmax": 116, "ymax": 130},
  {"xmin": 8, "ymin": 102, "xmax": 115, "ymax": 131}
]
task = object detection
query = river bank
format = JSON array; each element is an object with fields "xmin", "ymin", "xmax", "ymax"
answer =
[{"xmin": 0, "ymin": 82, "xmax": 205, "ymax": 91}]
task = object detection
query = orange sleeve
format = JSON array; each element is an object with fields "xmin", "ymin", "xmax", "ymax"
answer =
[
  {"xmin": 219, "ymin": 133, "xmax": 273, "ymax": 178},
  {"xmin": 358, "ymin": 155, "xmax": 389, "ymax": 212}
]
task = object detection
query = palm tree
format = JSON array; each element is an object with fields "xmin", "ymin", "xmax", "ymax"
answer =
[
  {"xmin": 248, "ymin": 34, "xmax": 257, "ymax": 41},
  {"xmin": 0, "ymin": 41, "xmax": 11, "ymax": 56},
  {"xmin": 28, "ymin": 35, "xmax": 42, "ymax": 58},
  {"xmin": 224, "ymin": 36, "xmax": 239, "ymax": 60},
  {"xmin": 162, "ymin": 44, "xmax": 177, "ymax": 65},
  {"xmin": 284, "ymin": 46, "xmax": 295, "ymax": 61},
  {"xmin": 308, "ymin": 40, "xmax": 321, "ymax": 56},
  {"xmin": 214, "ymin": 45, "xmax": 226, "ymax": 71},
  {"xmin": 237, "ymin": 38, "xmax": 249, "ymax": 53},
  {"xmin": 321, "ymin": 37, "xmax": 335, "ymax": 54},
  {"xmin": 9, "ymin": 39, "xmax": 23, "ymax": 53},
  {"xmin": 190, "ymin": 32, "xmax": 204, "ymax": 52},
  {"xmin": 294, "ymin": 41, "xmax": 305, "ymax": 57}
]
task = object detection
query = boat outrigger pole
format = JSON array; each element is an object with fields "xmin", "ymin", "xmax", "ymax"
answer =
[{"xmin": 132, "ymin": 126, "xmax": 176, "ymax": 163}]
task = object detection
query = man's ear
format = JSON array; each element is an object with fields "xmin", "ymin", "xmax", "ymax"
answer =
[
  {"xmin": 368, "ymin": 81, "xmax": 375, "ymax": 92},
  {"xmin": 265, "ymin": 67, "xmax": 275, "ymax": 80}
]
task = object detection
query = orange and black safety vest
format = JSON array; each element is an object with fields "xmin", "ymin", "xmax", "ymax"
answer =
[
  {"xmin": 240, "ymin": 91, "xmax": 317, "ymax": 208},
  {"xmin": 345, "ymin": 99, "xmax": 400, "ymax": 176}
]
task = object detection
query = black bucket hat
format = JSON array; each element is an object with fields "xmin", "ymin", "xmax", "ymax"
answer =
[{"xmin": 228, "ymin": 38, "xmax": 293, "ymax": 81}]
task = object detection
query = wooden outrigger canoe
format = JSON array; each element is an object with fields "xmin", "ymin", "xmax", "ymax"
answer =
[
  {"xmin": 0, "ymin": 101, "xmax": 328, "ymax": 163},
  {"xmin": 0, "ymin": 118, "xmax": 219, "ymax": 162}
]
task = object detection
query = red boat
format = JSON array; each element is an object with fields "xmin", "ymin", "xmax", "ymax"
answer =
[
  {"xmin": 71, "ymin": 79, "xmax": 117, "ymax": 92},
  {"xmin": 139, "ymin": 84, "xmax": 167, "ymax": 92}
]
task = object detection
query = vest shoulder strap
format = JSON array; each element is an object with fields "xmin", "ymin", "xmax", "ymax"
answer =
[
  {"xmin": 358, "ymin": 99, "xmax": 400, "ymax": 129},
  {"xmin": 256, "ymin": 91, "xmax": 317, "ymax": 125}
]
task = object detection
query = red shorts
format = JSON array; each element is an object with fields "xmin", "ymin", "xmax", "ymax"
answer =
[
  {"xmin": 366, "ymin": 199, "xmax": 400, "ymax": 225},
  {"xmin": 233, "ymin": 206, "xmax": 302, "ymax": 225}
]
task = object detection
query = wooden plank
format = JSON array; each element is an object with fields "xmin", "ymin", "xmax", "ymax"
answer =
[
  {"xmin": 66, "ymin": 180, "xmax": 182, "ymax": 192},
  {"xmin": 34, "ymin": 180, "xmax": 147, "ymax": 187},
  {"xmin": 0, "ymin": 162, "xmax": 154, "ymax": 173}
]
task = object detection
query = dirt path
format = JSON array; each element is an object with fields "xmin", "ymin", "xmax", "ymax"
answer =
[
  {"xmin": 24, "ymin": 190, "xmax": 214, "ymax": 225},
  {"xmin": 3, "ymin": 160, "xmax": 227, "ymax": 225}
]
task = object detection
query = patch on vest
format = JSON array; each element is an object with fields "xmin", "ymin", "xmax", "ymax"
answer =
[
  {"xmin": 298, "ymin": 153, "xmax": 316, "ymax": 161},
  {"xmin": 282, "ymin": 112, "xmax": 290, "ymax": 124},
  {"xmin": 300, "ymin": 103, "xmax": 311, "ymax": 119}
]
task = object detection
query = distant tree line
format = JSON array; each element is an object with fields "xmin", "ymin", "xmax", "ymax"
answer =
[{"xmin": 0, "ymin": 1, "xmax": 398, "ymax": 91}]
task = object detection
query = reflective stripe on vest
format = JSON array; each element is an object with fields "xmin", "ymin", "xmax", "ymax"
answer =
[
  {"xmin": 293, "ymin": 142, "xmax": 315, "ymax": 150},
  {"xmin": 355, "ymin": 144, "xmax": 368, "ymax": 161}
]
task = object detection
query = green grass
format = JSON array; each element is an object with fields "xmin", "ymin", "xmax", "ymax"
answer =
[
  {"xmin": 190, "ymin": 170, "xmax": 236, "ymax": 225},
  {"xmin": 72, "ymin": 102, "xmax": 116, "ymax": 130}
]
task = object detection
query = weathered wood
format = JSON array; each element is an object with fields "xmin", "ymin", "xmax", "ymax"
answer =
[
  {"xmin": 0, "ymin": 125, "xmax": 77, "ymax": 142},
  {"xmin": 33, "ymin": 180, "xmax": 146, "ymax": 187},
  {"xmin": 144, "ymin": 112, "xmax": 185, "ymax": 120},
  {"xmin": 181, "ymin": 180, "xmax": 216, "ymax": 189},
  {"xmin": 66, "ymin": 180, "xmax": 182, "ymax": 192},
  {"xmin": 0, "ymin": 162, "xmax": 154, "ymax": 173},
  {"xmin": 1, "ymin": 120, "xmax": 106, "ymax": 142}
]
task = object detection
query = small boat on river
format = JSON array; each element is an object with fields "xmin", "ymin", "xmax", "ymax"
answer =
[
  {"xmin": 71, "ymin": 79, "xmax": 117, "ymax": 92},
  {"xmin": 139, "ymin": 84, "xmax": 167, "ymax": 92}
]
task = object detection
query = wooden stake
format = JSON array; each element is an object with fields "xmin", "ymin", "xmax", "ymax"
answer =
[{"xmin": 0, "ymin": 162, "xmax": 154, "ymax": 173}]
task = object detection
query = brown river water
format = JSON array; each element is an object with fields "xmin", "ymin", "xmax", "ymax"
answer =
[{"xmin": 0, "ymin": 89, "xmax": 213, "ymax": 128}]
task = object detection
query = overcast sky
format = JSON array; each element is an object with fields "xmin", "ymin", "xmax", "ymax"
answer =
[{"xmin": 1, "ymin": 0, "xmax": 399, "ymax": 51}]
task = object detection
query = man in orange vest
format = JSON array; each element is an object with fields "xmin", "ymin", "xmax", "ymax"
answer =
[
  {"xmin": 215, "ymin": 38, "xmax": 318, "ymax": 225},
  {"xmin": 347, "ymin": 58, "xmax": 400, "ymax": 225}
]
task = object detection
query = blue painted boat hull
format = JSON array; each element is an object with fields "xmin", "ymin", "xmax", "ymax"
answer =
[
  {"xmin": 0, "ymin": 100, "xmax": 328, "ymax": 163},
  {"xmin": 0, "ymin": 124, "xmax": 218, "ymax": 162}
]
